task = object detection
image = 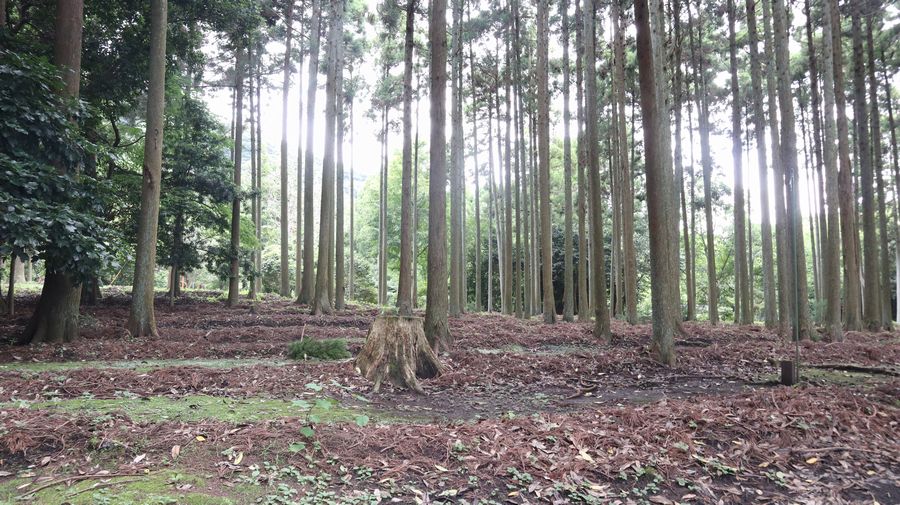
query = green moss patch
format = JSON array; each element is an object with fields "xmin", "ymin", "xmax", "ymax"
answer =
[
  {"xmin": 0, "ymin": 470, "xmax": 257, "ymax": 505},
  {"xmin": 3, "ymin": 394, "xmax": 375, "ymax": 424},
  {"xmin": 0, "ymin": 358, "xmax": 291, "ymax": 375},
  {"xmin": 287, "ymin": 339, "xmax": 351, "ymax": 361}
]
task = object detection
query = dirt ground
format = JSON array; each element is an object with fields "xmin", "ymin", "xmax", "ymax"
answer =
[{"xmin": 0, "ymin": 290, "xmax": 898, "ymax": 504}]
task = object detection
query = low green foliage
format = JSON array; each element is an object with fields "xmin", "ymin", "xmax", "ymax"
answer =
[{"xmin": 287, "ymin": 339, "xmax": 351, "ymax": 361}]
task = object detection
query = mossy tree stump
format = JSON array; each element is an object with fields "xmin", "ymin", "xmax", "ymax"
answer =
[{"xmin": 355, "ymin": 315, "xmax": 443, "ymax": 394}]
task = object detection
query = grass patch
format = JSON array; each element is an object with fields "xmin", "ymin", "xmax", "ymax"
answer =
[
  {"xmin": 287, "ymin": 339, "xmax": 350, "ymax": 360},
  {"xmin": 0, "ymin": 358, "xmax": 291, "ymax": 375},
  {"xmin": 0, "ymin": 470, "xmax": 255, "ymax": 505},
  {"xmin": 3, "ymin": 394, "xmax": 382, "ymax": 424}
]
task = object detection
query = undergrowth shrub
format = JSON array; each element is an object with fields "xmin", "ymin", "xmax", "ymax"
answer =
[{"xmin": 288, "ymin": 339, "xmax": 350, "ymax": 360}]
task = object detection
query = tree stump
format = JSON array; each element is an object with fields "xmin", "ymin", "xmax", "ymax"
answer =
[{"xmin": 355, "ymin": 315, "xmax": 443, "ymax": 394}]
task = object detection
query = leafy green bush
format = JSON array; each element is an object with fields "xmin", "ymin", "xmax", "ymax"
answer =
[{"xmin": 287, "ymin": 339, "xmax": 350, "ymax": 360}]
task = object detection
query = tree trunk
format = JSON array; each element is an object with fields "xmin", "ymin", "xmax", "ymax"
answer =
[
  {"xmin": 249, "ymin": 44, "xmax": 259, "ymax": 300},
  {"xmin": 673, "ymin": 0, "xmax": 692, "ymax": 323},
  {"xmin": 575, "ymin": 0, "xmax": 589, "ymax": 320},
  {"xmin": 820, "ymin": 0, "xmax": 843, "ymax": 341},
  {"xmin": 560, "ymin": 0, "xmax": 574, "ymax": 322},
  {"xmin": 21, "ymin": 0, "xmax": 84, "ymax": 345},
  {"xmin": 312, "ymin": 0, "xmax": 343, "ymax": 315},
  {"xmin": 356, "ymin": 315, "xmax": 442, "ymax": 394},
  {"xmin": 334, "ymin": 14, "xmax": 346, "ymax": 311},
  {"xmin": 467, "ymin": 10, "xmax": 482, "ymax": 313},
  {"xmin": 881, "ymin": 50, "xmax": 900, "ymax": 325},
  {"xmin": 850, "ymin": 11, "xmax": 880, "ymax": 330},
  {"xmin": 691, "ymin": 0, "xmax": 717, "ymax": 325},
  {"xmin": 745, "ymin": 0, "xmax": 776, "ymax": 328},
  {"xmin": 636, "ymin": 0, "xmax": 676, "ymax": 365},
  {"xmin": 536, "ymin": 0, "xmax": 555, "ymax": 323},
  {"xmin": 279, "ymin": 1, "xmax": 293, "ymax": 298},
  {"xmin": 584, "ymin": 0, "xmax": 610, "ymax": 341},
  {"xmin": 128, "ymin": 0, "xmax": 167, "ymax": 336},
  {"xmin": 424, "ymin": 0, "xmax": 451, "ymax": 352},
  {"xmin": 7, "ymin": 258, "xmax": 15, "ymax": 317},
  {"xmin": 294, "ymin": 33, "xmax": 305, "ymax": 302},
  {"xmin": 299, "ymin": 0, "xmax": 322, "ymax": 305},
  {"xmin": 866, "ymin": 17, "xmax": 891, "ymax": 329},
  {"xmin": 349, "ymin": 97, "xmax": 356, "ymax": 301},
  {"xmin": 727, "ymin": 0, "xmax": 750, "ymax": 324},
  {"xmin": 503, "ymin": 35, "xmax": 514, "ymax": 317},
  {"xmin": 226, "ymin": 48, "xmax": 244, "ymax": 308},
  {"xmin": 448, "ymin": 0, "xmax": 463, "ymax": 317},
  {"xmin": 397, "ymin": 0, "xmax": 417, "ymax": 316}
]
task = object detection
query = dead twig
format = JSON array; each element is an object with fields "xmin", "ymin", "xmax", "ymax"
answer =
[{"xmin": 16, "ymin": 472, "xmax": 149, "ymax": 500}]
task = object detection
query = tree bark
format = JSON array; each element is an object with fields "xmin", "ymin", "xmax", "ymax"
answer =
[
  {"xmin": 356, "ymin": 315, "xmax": 442, "ymax": 394},
  {"xmin": 424, "ymin": 0, "xmax": 451, "ymax": 352},
  {"xmin": 851, "ymin": 10, "xmax": 880, "ymax": 330},
  {"xmin": 226, "ymin": 47, "xmax": 245, "ymax": 308},
  {"xmin": 584, "ymin": 0, "xmax": 610, "ymax": 341},
  {"xmin": 448, "ymin": 0, "xmax": 463, "ymax": 317},
  {"xmin": 279, "ymin": 0, "xmax": 294, "ymax": 298},
  {"xmin": 128, "ymin": 0, "xmax": 167, "ymax": 336},
  {"xmin": 536, "ymin": 0, "xmax": 555, "ymax": 323},
  {"xmin": 727, "ymin": 0, "xmax": 750, "ymax": 324},
  {"xmin": 575, "ymin": 0, "xmax": 589, "ymax": 320},
  {"xmin": 636, "ymin": 0, "xmax": 676, "ymax": 365},
  {"xmin": 334, "ymin": 12, "xmax": 346, "ymax": 311},
  {"xmin": 298, "ymin": 0, "xmax": 322, "ymax": 305},
  {"xmin": 560, "ymin": 0, "xmax": 574, "ymax": 322},
  {"xmin": 312, "ymin": 0, "xmax": 343, "ymax": 315},
  {"xmin": 397, "ymin": 0, "xmax": 417, "ymax": 316}
]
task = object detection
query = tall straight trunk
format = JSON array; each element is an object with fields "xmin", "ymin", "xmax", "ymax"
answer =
[
  {"xmin": 773, "ymin": 0, "xmax": 811, "ymax": 339},
  {"xmin": 761, "ymin": 0, "xmax": 790, "ymax": 332},
  {"xmin": 466, "ymin": 10, "xmax": 482, "ymax": 312},
  {"xmin": 882, "ymin": 50, "xmax": 900, "ymax": 323},
  {"xmin": 804, "ymin": 0, "xmax": 828, "ymax": 289},
  {"xmin": 312, "ymin": 0, "xmax": 343, "ymax": 315},
  {"xmin": 424, "ymin": 0, "xmax": 451, "ymax": 351},
  {"xmin": 379, "ymin": 104, "xmax": 389, "ymax": 305},
  {"xmin": 636, "ymin": 0, "xmax": 676, "ymax": 365},
  {"xmin": 799, "ymin": 102, "xmax": 821, "ymax": 311},
  {"xmin": 256, "ymin": 46, "xmax": 263, "ymax": 296},
  {"xmin": 334, "ymin": 23, "xmax": 346, "ymax": 311},
  {"xmin": 449, "ymin": 0, "xmax": 463, "ymax": 317},
  {"xmin": 687, "ymin": 77, "xmax": 698, "ymax": 321},
  {"xmin": 397, "ymin": 0, "xmax": 417, "ymax": 316},
  {"xmin": 298, "ymin": 0, "xmax": 322, "ymax": 304},
  {"xmin": 866, "ymin": 18, "xmax": 891, "ymax": 329},
  {"xmin": 227, "ymin": 48, "xmax": 245, "ymax": 307},
  {"xmin": 560, "ymin": 0, "xmax": 574, "ymax": 322},
  {"xmin": 487, "ymin": 89, "xmax": 497, "ymax": 313},
  {"xmin": 820, "ymin": 0, "xmax": 842, "ymax": 341},
  {"xmin": 691, "ymin": 0, "xmax": 717, "ymax": 325},
  {"xmin": 851, "ymin": 11, "xmax": 880, "ymax": 330},
  {"xmin": 294, "ymin": 39, "xmax": 304, "ymax": 299},
  {"xmin": 584, "ymin": 0, "xmax": 610, "ymax": 340},
  {"xmin": 673, "ymin": 0, "xmax": 692, "ymax": 322},
  {"xmin": 727, "ymin": 0, "xmax": 750, "ymax": 324},
  {"xmin": 128, "ymin": 0, "xmax": 167, "ymax": 335},
  {"xmin": 829, "ymin": 0, "xmax": 861, "ymax": 330},
  {"xmin": 413, "ymin": 88, "xmax": 421, "ymax": 307},
  {"xmin": 504, "ymin": 33, "xmax": 515, "ymax": 316},
  {"xmin": 7, "ymin": 259, "xmax": 15, "ymax": 317},
  {"xmin": 536, "ymin": 0, "xmax": 555, "ymax": 323},
  {"xmin": 349, "ymin": 98, "xmax": 356, "ymax": 300},
  {"xmin": 21, "ymin": 0, "xmax": 84, "ymax": 345},
  {"xmin": 575, "ymin": 0, "xmax": 589, "ymax": 320},
  {"xmin": 279, "ymin": 1, "xmax": 293, "ymax": 297},
  {"xmin": 612, "ymin": 0, "xmax": 636, "ymax": 324},
  {"xmin": 249, "ymin": 45, "xmax": 259, "ymax": 300}
]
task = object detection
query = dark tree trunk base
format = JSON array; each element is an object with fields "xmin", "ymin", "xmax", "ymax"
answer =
[
  {"xmin": 19, "ymin": 272, "xmax": 81, "ymax": 345},
  {"xmin": 355, "ymin": 315, "xmax": 443, "ymax": 394}
]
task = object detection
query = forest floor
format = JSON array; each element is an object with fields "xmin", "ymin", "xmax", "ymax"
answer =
[{"xmin": 0, "ymin": 290, "xmax": 898, "ymax": 504}]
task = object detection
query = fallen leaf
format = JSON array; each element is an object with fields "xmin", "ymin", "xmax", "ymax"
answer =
[
  {"xmin": 233, "ymin": 452, "xmax": 244, "ymax": 465},
  {"xmin": 196, "ymin": 435, "xmax": 206, "ymax": 442},
  {"xmin": 805, "ymin": 457, "xmax": 818, "ymax": 465},
  {"xmin": 133, "ymin": 454, "xmax": 146, "ymax": 464},
  {"xmin": 171, "ymin": 445, "xmax": 181, "ymax": 460}
]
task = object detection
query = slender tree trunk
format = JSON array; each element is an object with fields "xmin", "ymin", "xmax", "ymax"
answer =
[
  {"xmin": 560, "ymin": 0, "xmax": 574, "ymax": 322},
  {"xmin": 349, "ymin": 97, "xmax": 356, "ymax": 300},
  {"xmin": 851, "ymin": 10, "xmax": 880, "ymax": 330},
  {"xmin": 334, "ymin": 22, "xmax": 346, "ymax": 311},
  {"xmin": 299, "ymin": 0, "xmax": 322, "ymax": 304},
  {"xmin": 727, "ymin": 0, "xmax": 750, "ymax": 324},
  {"xmin": 881, "ymin": 50, "xmax": 900, "ymax": 324},
  {"xmin": 584, "ymin": 0, "xmax": 610, "ymax": 340},
  {"xmin": 128, "ymin": 0, "xmax": 167, "ymax": 335},
  {"xmin": 673, "ymin": 0, "xmax": 692, "ymax": 322},
  {"xmin": 536, "ymin": 0, "xmax": 555, "ymax": 323},
  {"xmin": 466, "ymin": 10, "xmax": 482, "ymax": 312},
  {"xmin": 575, "ymin": 0, "xmax": 589, "ymax": 320},
  {"xmin": 227, "ymin": 48, "xmax": 245, "ymax": 308},
  {"xmin": 636, "ymin": 0, "xmax": 676, "ymax": 365},
  {"xmin": 295, "ymin": 35, "xmax": 305, "ymax": 300},
  {"xmin": 487, "ymin": 90, "xmax": 496, "ymax": 313},
  {"xmin": 691, "ymin": 0, "xmax": 717, "ymax": 325},
  {"xmin": 829, "ymin": 0, "xmax": 862, "ymax": 330},
  {"xmin": 449, "ymin": 0, "xmax": 463, "ymax": 317},
  {"xmin": 312, "ymin": 0, "xmax": 343, "ymax": 315},
  {"xmin": 745, "ymin": 0, "xmax": 774, "ymax": 329},
  {"xmin": 279, "ymin": 1, "xmax": 293, "ymax": 297},
  {"xmin": 7, "ymin": 258, "xmax": 15, "ymax": 317},
  {"xmin": 820, "ymin": 0, "xmax": 843, "ymax": 341},
  {"xmin": 398, "ymin": 0, "xmax": 417, "ymax": 316},
  {"xmin": 866, "ymin": 17, "xmax": 891, "ymax": 329},
  {"xmin": 256, "ymin": 45, "xmax": 263, "ymax": 296},
  {"xmin": 504, "ymin": 32, "xmax": 514, "ymax": 316},
  {"xmin": 249, "ymin": 45, "xmax": 259, "ymax": 300},
  {"xmin": 424, "ymin": 0, "xmax": 451, "ymax": 351},
  {"xmin": 413, "ymin": 82, "xmax": 421, "ymax": 307},
  {"xmin": 21, "ymin": 0, "xmax": 84, "ymax": 345}
]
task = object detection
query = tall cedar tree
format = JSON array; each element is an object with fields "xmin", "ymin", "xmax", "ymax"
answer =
[
  {"xmin": 424, "ymin": 0, "xmax": 451, "ymax": 351},
  {"xmin": 727, "ymin": 0, "xmax": 750, "ymax": 324},
  {"xmin": 128, "ymin": 0, "xmax": 167, "ymax": 336},
  {"xmin": 226, "ymin": 48, "xmax": 244, "ymax": 307},
  {"xmin": 560, "ymin": 0, "xmax": 574, "ymax": 322},
  {"xmin": 299, "ymin": 0, "xmax": 322, "ymax": 304},
  {"xmin": 397, "ymin": 0, "xmax": 417, "ymax": 316},
  {"xmin": 636, "ymin": 0, "xmax": 676, "ymax": 365},
  {"xmin": 279, "ymin": 0, "xmax": 293, "ymax": 297},
  {"xmin": 536, "ymin": 0, "xmax": 555, "ymax": 323}
]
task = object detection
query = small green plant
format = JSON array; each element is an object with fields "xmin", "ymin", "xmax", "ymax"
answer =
[{"xmin": 287, "ymin": 338, "xmax": 350, "ymax": 360}]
